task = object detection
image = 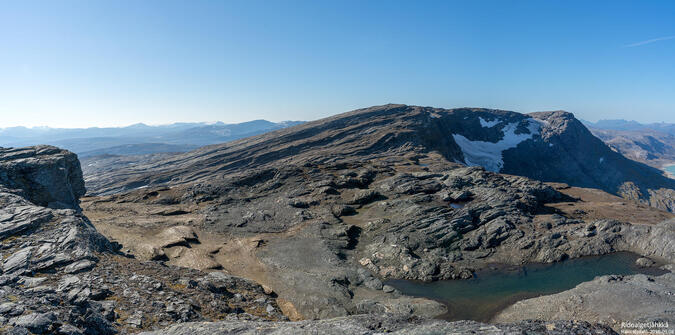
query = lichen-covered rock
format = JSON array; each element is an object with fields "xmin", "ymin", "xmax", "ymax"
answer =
[
  {"xmin": 636, "ymin": 257, "xmax": 656, "ymax": 267},
  {"xmin": 9, "ymin": 312, "xmax": 58, "ymax": 334}
]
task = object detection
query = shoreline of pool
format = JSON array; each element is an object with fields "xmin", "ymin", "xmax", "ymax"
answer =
[{"xmin": 663, "ymin": 163, "xmax": 675, "ymax": 179}]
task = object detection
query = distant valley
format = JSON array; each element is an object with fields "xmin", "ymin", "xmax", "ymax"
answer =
[{"xmin": 583, "ymin": 119, "xmax": 675, "ymax": 175}]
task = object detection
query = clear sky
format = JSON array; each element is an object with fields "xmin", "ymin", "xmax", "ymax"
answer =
[{"xmin": 1, "ymin": 0, "xmax": 674, "ymax": 127}]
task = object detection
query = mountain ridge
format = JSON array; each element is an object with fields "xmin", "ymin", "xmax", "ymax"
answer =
[
  {"xmin": 582, "ymin": 119, "xmax": 675, "ymax": 134},
  {"xmin": 81, "ymin": 104, "xmax": 675, "ymax": 212}
]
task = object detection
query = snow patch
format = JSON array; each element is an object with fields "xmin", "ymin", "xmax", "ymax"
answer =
[
  {"xmin": 536, "ymin": 118, "xmax": 550, "ymax": 125},
  {"xmin": 453, "ymin": 119, "xmax": 541, "ymax": 172},
  {"xmin": 429, "ymin": 112, "xmax": 442, "ymax": 119},
  {"xmin": 599, "ymin": 157, "xmax": 604, "ymax": 164},
  {"xmin": 479, "ymin": 117, "xmax": 500, "ymax": 128}
]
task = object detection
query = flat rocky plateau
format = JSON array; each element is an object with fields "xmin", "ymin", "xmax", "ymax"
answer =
[{"xmin": 3, "ymin": 105, "xmax": 675, "ymax": 334}]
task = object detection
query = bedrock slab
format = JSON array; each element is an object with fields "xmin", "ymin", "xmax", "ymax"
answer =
[{"xmin": 493, "ymin": 273, "xmax": 675, "ymax": 331}]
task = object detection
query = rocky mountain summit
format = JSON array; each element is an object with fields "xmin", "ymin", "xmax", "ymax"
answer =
[{"xmin": 83, "ymin": 105, "xmax": 675, "ymax": 212}]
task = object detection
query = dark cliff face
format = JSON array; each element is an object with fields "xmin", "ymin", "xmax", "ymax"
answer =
[
  {"xmin": 81, "ymin": 105, "xmax": 674, "ymax": 211},
  {"xmin": 504, "ymin": 111, "xmax": 675, "ymax": 211},
  {"xmin": 509, "ymin": 111, "xmax": 649, "ymax": 188},
  {"xmin": 0, "ymin": 145, "xmax": 85, "ymax": 209}
]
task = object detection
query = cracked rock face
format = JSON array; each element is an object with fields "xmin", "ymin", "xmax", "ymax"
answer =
[{"xmin": 0, "ymin": 145, "xmax": 85, "ymax": 209}]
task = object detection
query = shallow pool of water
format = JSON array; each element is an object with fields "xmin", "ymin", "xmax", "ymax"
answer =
[
  {"xmin": 386, "ymin": 252, "xmax": 666, "ymax": 322},
  {"xmin": 665, "ymin": 164, "xmax": 675, "ymax": 177}
]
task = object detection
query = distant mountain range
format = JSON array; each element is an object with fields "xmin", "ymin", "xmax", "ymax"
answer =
[
  {"xmin": 582, "ymin": 119, "xmax": 675, "ymax": 134},
  {"xmin": 0, "ymin": 120, "xmax": 304, "ymax": 157},
  {"xmin": 582, "ymin": 119, "xmax": 675, "ymax": 169}
]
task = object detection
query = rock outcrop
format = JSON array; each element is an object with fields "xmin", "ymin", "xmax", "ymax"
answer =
[
  {"xmin": 3, "ymin": 145, "xmax": 625, "ymax": 334},
  {"xmin": 0, "ymin": 145, "xmax": 85, "ymax": 209},
  {"xmin": 0, "ymin": 146, "xmax": 285, "ymax": 334},
  {"xmin": 509, "ymin": 111, "xmax": 675, "ymax": 212},
  {"xmin": 493, "ymin": 273, "xmax": 675, "ymax": 330}
]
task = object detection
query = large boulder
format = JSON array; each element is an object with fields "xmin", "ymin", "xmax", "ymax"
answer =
[{"xmin": 0, "ymin": 145, "xmax": 85, "ymax": 209}]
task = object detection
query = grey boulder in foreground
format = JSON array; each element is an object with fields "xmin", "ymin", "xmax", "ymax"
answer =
[
  {"xmin": 139, "ymin": 314, "xmax": 616, "ymax": 335},
  {"xmin": 0, "ymin": 145, "xmax": 85, "ymax": 209}
]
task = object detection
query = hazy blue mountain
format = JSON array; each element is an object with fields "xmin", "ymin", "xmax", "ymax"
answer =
[
  {"xmin": 0, "ymin": 120, "xmax": 304, "ymax": 156},
  {"xmin": 582, "ymin": 119, "xmax": 675, "ymax": 135}
]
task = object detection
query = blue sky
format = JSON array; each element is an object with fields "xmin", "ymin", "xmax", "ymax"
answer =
[{"xmin": 1, "ymin": 0, "xmax": 674, "ymax": 127}]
